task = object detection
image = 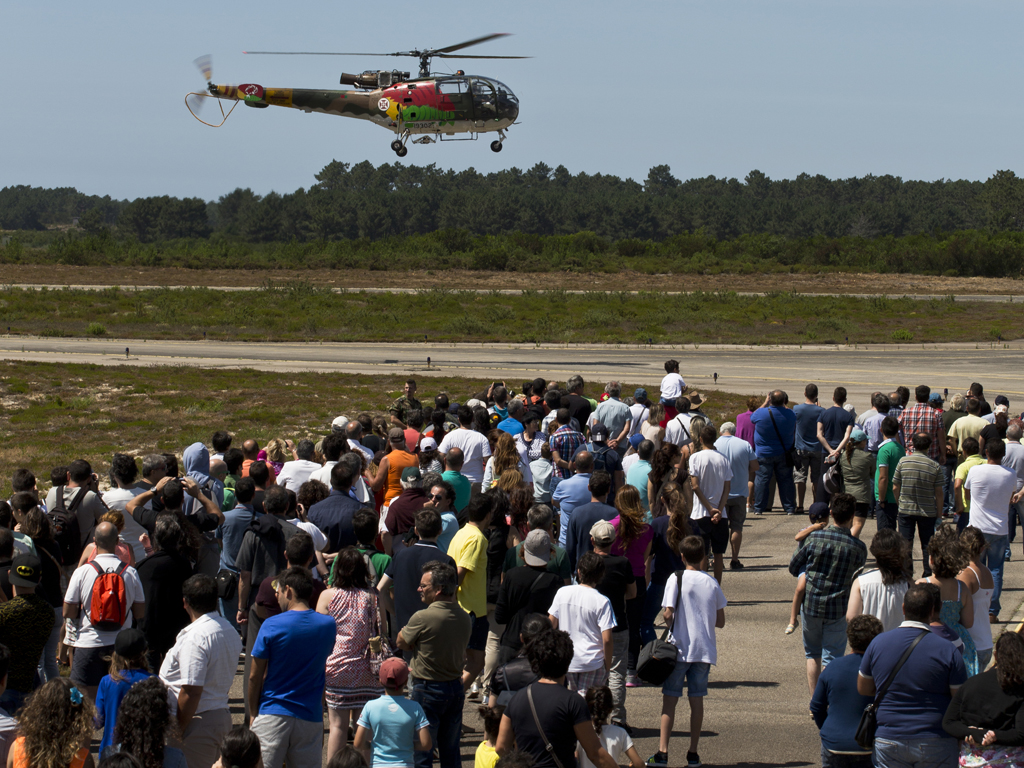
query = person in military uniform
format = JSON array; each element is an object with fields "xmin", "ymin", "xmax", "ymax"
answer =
[{"xmin": 390, "ymin": 379, "xmax": 422, "ymax": 429}]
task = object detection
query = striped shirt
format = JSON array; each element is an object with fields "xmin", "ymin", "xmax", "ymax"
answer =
[{"xmin": 893, "ymin": 453, "xmax": 944, "ymax": 517}]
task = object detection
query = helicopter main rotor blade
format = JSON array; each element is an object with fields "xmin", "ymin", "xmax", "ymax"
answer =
[
  {"xmin": 243, "ymin": 50, "xmax": 406, "ymax": 56},
  {"xmin": 434, "ymin": 53, "xmax": 530, "ymax": 59},
  {"xmin": 431, "ymin": 33, "xmax": 510, "ymax": 55}
]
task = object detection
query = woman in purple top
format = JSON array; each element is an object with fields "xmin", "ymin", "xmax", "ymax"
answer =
[
  {"xmin": 735, "ymin": 396, "xmax": 760, "ymax": 449},
  {"xmin": 609, "ymin": 485, "xmax": 654, "ymax": 682}
]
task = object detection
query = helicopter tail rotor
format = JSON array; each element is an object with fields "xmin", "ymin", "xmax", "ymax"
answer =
[{"xmin": 186, "ymin": 54, "xmax": 239, "ymax": 127}]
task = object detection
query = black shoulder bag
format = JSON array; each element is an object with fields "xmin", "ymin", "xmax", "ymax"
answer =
[
  {"xmin": 636, "ymin": 569, "xmax": 684, "ymax": 685},
  {"xmin": 855, "ymin": 630, "xmax": 928, "ymax": 749}
]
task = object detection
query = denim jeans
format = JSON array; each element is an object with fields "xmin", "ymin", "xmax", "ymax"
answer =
[
  {"xmin": 982, "ymin": 532, "xmax": 1009, "ymax": 617},
  {"xmin": 898, "ymin": 515, "xmax": 937, "ymax": 578},
  {"xmin": 821, "ymin": 746, "xmax": 872, "ymax": 768},
  {"xmin": 410, "ymin": 678, "xmax": 464, "ymax": 768},
  {"xmin": 640, "ymin": 580, "xmax": 666, "ymax": 646},
  {"xmin": 755, "ymin": 453, "xmax": 796, "ymax": 514},
  {"xmin": 800, "ymin": 610, "xmax": 847, "ymax": 665},
  {"xmin": 873, "ymin": 736, "xmax": 958, "ymax": 768},
  {"xmin": 942, "ymin": 463, "xmax": 956, "ymax": 516},
  {"xmin": 37, "ymin": 605, "xmax": 61, "ymax": 682}
]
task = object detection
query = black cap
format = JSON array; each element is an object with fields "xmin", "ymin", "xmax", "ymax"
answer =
[
  {"xmin": 114, "ymin": 628, "xmax": 148, "ymax": 658},
  {"xmin": 808, "ymin": 502, "xmax": 830, "ymax": 522},
  {"xmin": 8, "ymin": 554, "xmax": 41, "ymax": 588}
]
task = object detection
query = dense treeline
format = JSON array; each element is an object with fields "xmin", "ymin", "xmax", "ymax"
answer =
[{"xmin": 3, "ymin": 163, "xmax": 1024, "ymax": 276}]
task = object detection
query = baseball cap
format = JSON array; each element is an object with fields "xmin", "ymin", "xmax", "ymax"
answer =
[
  {"xmin": 448, "ymin": 402, "xmax": 461, "ymax": 414},
  {"xmin": 331, "ymin": 415, "xmax": 349, "ymax": 433},
  {"xmin": 466, "ymin": 398, "xmax": 486, "ymax": 409},
  {"xmin": 419, "ymin": 436, "xmax": 438, "ymax": 451},
  {"xmin": 590, "ymin": 423, "xmax": 609, "ymax": 442},
  {"xmin": 114, "ymin": 627, "xmax": 148, "ymax": 658},
  {"xmin": 388, "ymin": 427, "xmax": 406, "ymax": 444},
  {"xmin": 928, "ymin": 393, "xmax": 943, "ymax": 405},
  {"xmin": 523, "ymin": 530, "xmax": 553, "ymax": 566},
  {"xmin": 379, "ymin": 657, "xmax": 410, "ymax": 689},
  {"xmin": 850, "ymin": 428, "xmax": 868, "ymax": 443},
  {"xmin": 629, "ymin": 433, "xmax": 644, "ymax": 450},
  {"xmin": 590, "ymin": 520, "xmax": 616, "ymax": 546},
  {"xmin": 808, "ymin": 501, "xmax": 830, "ymax": 522},
  {"xmin": 8, "ymin": 554, "xmax": 41, "ymax": 588},
  {"xmin": 634, "ymin": 388, "xmax": 648, "ymax": 403},
  {"xmin": 401, "ymin": 467, "xmax": 422, "ymax": 482}
]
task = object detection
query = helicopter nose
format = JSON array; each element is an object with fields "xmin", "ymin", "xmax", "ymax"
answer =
[{"xmin": 499, "ymin": 93, "xmax": 519, "ymax": 121}]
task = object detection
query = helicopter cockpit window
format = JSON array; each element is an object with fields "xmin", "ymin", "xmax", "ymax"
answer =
[
  {"xmin": 437, "ymin": 80, "xmax": 463, "ymax": 95},
  {"xmin": 468, "ymin": 77, "xmax": 498, "ymax": 119}
]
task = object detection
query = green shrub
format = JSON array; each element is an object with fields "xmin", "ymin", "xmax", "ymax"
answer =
[
  {"xmin": 891, "ymin": 329, "xmax": 914, "ymax": 341},
  {"xmin": 86, "ymin": 322, "xmax": 107, "ymax": 336}
]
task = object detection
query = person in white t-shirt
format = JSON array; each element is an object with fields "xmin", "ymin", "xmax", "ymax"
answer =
[
  {"xmin": 438, "ymin": 406, "xmax": 493, "ymax": 486},
  {"xmin": 63, "ymin": 521, "xmax": 145, "ymax": 701},
  {"xmin": 688, "ymin": 426, "xmax": 733, "ymax": 585},
  {"xmin": 648, "ymin": 535, "xmax": 726, "ymax": 768},
  {"xmin": 548, "ymin": 551, "xmax": 616, "ymax": 696},
  {"xmin": 664, "ymin": 400, "xmax": 696, "ymax": 450},
  {"xmin": 274, "ymin": 440, "xmax": 322, "ymax": 493},
  {"xmin": 964, "ymin": 440, "xmax": 1024, "ymax": 621},
  {"xmin": 659, "ymin": 360, "xmax": 686, "ymax": 407},
  {"xmin": 100, "ymin": 452, "xmax": 150, "ymax": 563},
  {"xmin": 627, "ymin": 390, "xmax": 651, "ymax": 441},
  {"xmin": 579, "ymin": 686, "xmax": 643, "ymax": 768}
]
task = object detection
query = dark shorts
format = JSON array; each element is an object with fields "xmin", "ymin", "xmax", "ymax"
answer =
[
  {"xmin": 70, "ymin": 644, "xmax": 114, "ymax": 687},
  {"xmin": 468, "ymin": 613, "xmax": 490, "ymax": 651},
  {"xmin": 725, "ymin": 497, "xmax": 747, "ymax": 533},
  {"xmin": 696, "ymin": 516, "xmax": 729, "ymax": 555}
]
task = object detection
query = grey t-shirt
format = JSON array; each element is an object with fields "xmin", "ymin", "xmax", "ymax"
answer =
[{"xmin": 44, "ymin": 486, "xmax": 107, "ymax": 545}]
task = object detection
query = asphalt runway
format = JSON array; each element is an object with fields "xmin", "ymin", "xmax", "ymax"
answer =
[
  {"xmin": 218, "ymin": 511, "xmax": 1024, "ymax": 768},
  {"xmin": 3, "ymin": 336, "xmax": 1024, "ymax": 407}
]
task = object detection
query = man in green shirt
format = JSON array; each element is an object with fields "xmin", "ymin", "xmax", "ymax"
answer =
[
  {"xmin": 875, "ymin": 416, "xmax": 905, "ymax": 531},
  {"xmin": 440, "ymin": 448, "xmax": 472, "ymax": 521}
]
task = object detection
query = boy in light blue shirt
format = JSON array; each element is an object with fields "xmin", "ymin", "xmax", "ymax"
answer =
[{"xmin": 355, "ymin": 658, "xmax": 431, "ymax": 768}]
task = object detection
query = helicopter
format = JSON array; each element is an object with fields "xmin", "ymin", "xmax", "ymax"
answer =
[{"xmin": 185, "ymin": 33, "xmax": 526, "ymax": 157}]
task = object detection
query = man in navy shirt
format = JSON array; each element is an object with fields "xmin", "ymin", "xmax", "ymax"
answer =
[
  {"xmin": 818, "ymin": 387, "xmax": 856, "ymax": 460},
  {"xmin": 750, "ymin": 391, "xmax": 797, "ymax": 515},
  {"xmin": 564, "ymin": 472, "xmax": 617, "ymax": 571},
  {"xmin": 306, "ymin": 454, "xmax": 367, "ymax": 553},
  {"xmin": 857, "ymin": 584, "xmax": 966, "ymax": 768},
  {"xmin": 793, "ymin": 384, "xmax": 825, "ymax": 512}
]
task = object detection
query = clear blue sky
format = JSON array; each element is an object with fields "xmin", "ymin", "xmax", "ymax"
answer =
[{"xmin": 3, "ymin": 0, "xmax": 1021, "ymax": 201}]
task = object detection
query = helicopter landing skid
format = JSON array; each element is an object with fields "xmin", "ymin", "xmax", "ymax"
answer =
[{"xmin": 185, "ymin": 92, "xmax": 238, "ymax": 128}]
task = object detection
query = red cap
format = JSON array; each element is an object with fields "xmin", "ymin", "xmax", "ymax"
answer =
[{"xmin": 379, "ymin": 657, "xmax": 409, "ymax": 689}]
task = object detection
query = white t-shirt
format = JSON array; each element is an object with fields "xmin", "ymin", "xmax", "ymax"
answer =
[
  {"xmin": 307, "ymin": 462, "xmax": 371, "ymax": 504},
  {"xmin": 286, "ymin": 518, "xmax": 329, "ymax": 552},
  {"xmin": 348, "ymin": 440, "xmax": 374, "ymax": 463},
  {"xmin": 578, "ymin": 724, "xmax": 633, "ymax": 768},
  {"xmin": 481, "ymin": 454, "xmax": 534, "ymax": 490},
  {"xmin": 661, "ymin": 569, "xmax": 727, "ymax": 664},
  {"xmin": 964, "ymin": 463, "xmax": 1017, "ymax": 536},
  {"xmin": 275, "ymin": 459, "xmax": 322, "ymax": 493},
  {"xmin": 660, "ymin": 373, "xmax": 686, "ymax": 400},
  {"xmin": 664, "ymin": 413, "xmax": 695, "ymax": 448},
  {"xmin": 621, "ymin": 453, "xmax": 640, "ymax": 475},
  {"xmin": 627, "ymin": 404, "xmax": 649, "ymax": 438},
  {"xmin": 64, "ymin": 553, "xmax": 144, "ymax": 648},
  {"xmin": 160, "ymin": 612, "xmax": 243, "ymax": 714},
  {"xmin": 438, "ymin": 429, "xmax": 492, "ymax": 483},
  {"xmin": 688, "ymin": 450, "xmax": 733, "ymax": 520},
  {"xmin": 101, "ymin": 487, "xmax": 149, "ymax": 562},
  {"xmin": 548, "ymin": 585, "xmax": 616, "ymax": 673}
]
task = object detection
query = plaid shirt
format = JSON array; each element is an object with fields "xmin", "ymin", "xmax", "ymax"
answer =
[
  {"xmin": 550, "ymin": 425, "xmax": 587, "ymax": 479},
  {"xmin": 898, "ymin": 403, "xmax": 945, "ymax": 462},
  {"xmin": 789, "ymin": 526, "xmax": 867, "ymax": 620}
]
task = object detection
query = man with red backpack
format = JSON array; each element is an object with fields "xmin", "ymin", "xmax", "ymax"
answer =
[{"xmin": 62, "ymin": 521, "xmax": 145, "ymax": 701}]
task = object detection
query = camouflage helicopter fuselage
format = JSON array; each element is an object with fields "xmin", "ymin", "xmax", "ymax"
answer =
[{"xmin": 208, "ymin": 74, "xmax": 519, "ymax": 137}]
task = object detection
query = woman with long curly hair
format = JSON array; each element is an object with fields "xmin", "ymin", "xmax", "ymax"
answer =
[
  {"xmin": 9, "ymin": 678, "xmax": 95, "ymax": 768},
  {"xmin": 640, "ymin": 481, "xmax": 690, "ymax": 649},
  {"xmin": 647, "ymin": 443, "xmax": 682, "ymax": 519},
  {"xmin": 482, "ymin": 432, "xmax": 533, "ymax": 491},
  {"xmin": 316, "ymin": 547, "xmax": 384, "ymax": 761},
  {"xmin": 920, "ymin": 523, "xmax": 978, "ymax": 676},
  {"xmin": 943, "ymin": 630, "xmax": 1024, "ymax": 765},
  {"xmin": 609, "ymin": 484, "xmax": 653, "ymax": 686},
  {"xmin": 508, "ymin": 486, "xmax": 534, "ymax": 545},
  {"xmin": 846, "ymin": 528, "xmax": 911, "ymax": 631},
  {"xmin": 112, "ymin": 676, "xmax": 185, "ymax": 768}
]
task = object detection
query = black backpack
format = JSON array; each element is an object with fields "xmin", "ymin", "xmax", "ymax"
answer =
[{"xmin": 49, "ymin": 486, "xmax": 85, "ymax": 564}]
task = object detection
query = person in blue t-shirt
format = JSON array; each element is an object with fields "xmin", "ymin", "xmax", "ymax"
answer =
[
  {"xmin": 810, "ymin": 614, "xmax": 883, "ymax": 768},
  {"xmin": 793, "ymin": 384, "xmax": 825, "ymax": 512},
  {"xmin": 95, "ymin": 628, "xmax": 154, "ymax": 757},
  {"xmin": 750, "ymin": 391, "xmax": 797, "ymax": 515},
  {"xmin": 355, "ymin": 658, "xmax": 431, "ymax": 768},
  {"xmin": 249, "ymin": 566, "xmax": 337, "ymax": 768},
  {"xmin": 817, "ymin": 387, "xmax": 856, "ymax": 458}
]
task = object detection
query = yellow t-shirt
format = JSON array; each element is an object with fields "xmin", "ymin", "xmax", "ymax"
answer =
[
  {"xmin": 449, "ymin": 524, "xmax": 488, "ymax": 617},
  {"xmin": 475, "ymin": 741, "xmax": 499, "ymax": 768}
]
